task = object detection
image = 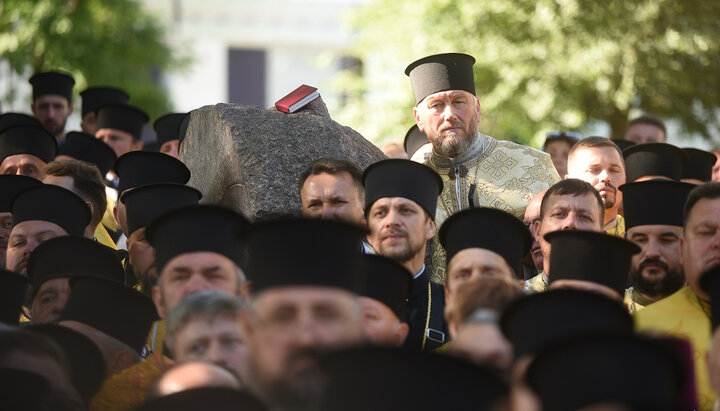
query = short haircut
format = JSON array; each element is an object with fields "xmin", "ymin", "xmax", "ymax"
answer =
[
  {"xmin": 444, "ymin": 277, "xmax": 523, "ymax": 326},
  {"xmin": 683, "ymin": 182, "xmax": 720, "ymax": 227},
  {"xmin": 0, "ymin": 329, "xmax": 72, "ymax": 378},
  {"xmin": 540, "ymin": 179, "xmax": 604, "ymax": 222},
  {"xmin": 44, "ymin": 159, "xmax": 107, "ymax": 227},
  {"xmin": 297, "ymin": 157, "xmax": 364, "ymax": 195},
  {"xmin": 165, "ymin": 290, "xmax": 245, "ymax": 350},
  {"xmin": 568, "ymin": 136, "xmax": 625, "ymax": 169},
  {"xmin": 628, "ymin": 114, "xmax": 667, "ymax": 137}
]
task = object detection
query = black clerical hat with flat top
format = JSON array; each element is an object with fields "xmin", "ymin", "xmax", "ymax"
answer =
[
  {"xmin": 0, "ymin": 175, "xmax": 42, "ymax": 212},
  {"xmin": 620, "ymin": 180, "xmax": 694, "ymax": 229},
  {"xmin": 545, "ymin": 230, "xmax": 640, "ymax": 297},
  {"xmin": 58, "ymin": 131, "xmax": 117, "ymax": 175},
  {"xmin": 623, "ymin": 142, "xmax": 687, "ymax": 182},
  {"xmin": 439, "ymin": 207, "xmax": 531, "ymax": 276},
  {"xmin": 0, "ymin": 269, "xmax": 30, "ymax": 325},
  {"xmin": 0, "ymin": 125, "xmax": 57, "ymax": 164},
  {"xmin": 359, "ymin": 254, "xmax": 412, "ymax": 319},
  {"xmin": 241, "ymin": 218, "xmax": 365, "ymax": 294},
  {"xmin": 403, "ymin": 125, "xmax": 430, "ymax": 158},
  {"xmin": 61, "ymin": 275, "xmax": 158, "ymax": 354},
  {"xmin": 699, "ymin": 265, "xmax": 720, "ymax": 330},
  {"xmin": 363, "ymin": 159, "xmax": 442, "ymax": 219},
  {"xmin": 681, "ymin": 147, "xmax": 716, "ymax": 183},
  {"xmin": 29, "ymin": 71, "xmax": 75, "ymax": 102},
  {"xmin": 0, "ymin": 112, "xmax": 43, "ymax": 131},
  {"xmin": 115, "ymin": 151, "xmax": 190, "ymax": 194},
  {"xmin": 11, "ymin": 185, "xmax": 91, "ymax": 237},
  {"xmin": 405, "ymin": 53, "xmax": 476, "ymax": 104},
  {"xmin": 95, "ymin": 103, "xmax": 148, "ymax": 141},
  {"xmin": 79, "ymin": 87, "xmax": 129, "ymax": 117},
  {"xmin": 153, "ymin": 113, "xmax": 186, "ymax": 147},
  {"xmin": 121, "ymin": 183, "xmax": 202, "ymax": 236},
  {"xmin": 146, "ymin": 205, "xmax": 250, "ymax": 273}
]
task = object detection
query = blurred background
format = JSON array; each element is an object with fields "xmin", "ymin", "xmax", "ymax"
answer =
[{"xmin": 1, "ymin": 0, "xmax": 718, "ymax": 148}]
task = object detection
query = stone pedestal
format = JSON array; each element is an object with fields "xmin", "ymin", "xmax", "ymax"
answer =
[{"xmin": 180, "ymin": 98, "xmax": 385, "ymax": 220}]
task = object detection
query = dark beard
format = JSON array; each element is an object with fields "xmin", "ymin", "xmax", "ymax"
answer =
[
  {"xmin": 630, "ymin": 259, "xmax": 685, "ymax": 298},
  {"xmin": 249, "ymin": 349, "xmax": 326, "ymax": 411}
]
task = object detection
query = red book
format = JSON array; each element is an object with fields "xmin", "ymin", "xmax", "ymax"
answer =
[{"xmin": 274, "ymin": 84, "xmax": 320, "ymax": 113}]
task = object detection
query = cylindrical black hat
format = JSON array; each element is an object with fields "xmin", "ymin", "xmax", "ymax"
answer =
[
  {"xmin": 611, "ymin": 139, "xmax": 636, "ymax": 151},
  {"xmin": 136, "ymin": 388, "xmax": 268, "ymax": 411},
  {"xmin": 0, "ymin": 269, "xmax": 30, "ymax": 325},
  {"xmin": 0, "ymin": 368, "xmax": 52, "ymax": 410},
  {"xmin": 146, "ymin": 205, "xmax": 250, "ymax": 273},
  {"xmin": 699, "ymin": 265, "xmax": 720, "ymax": 330},
  {"xmin": 403, "ymin": 125, "xmax": 430, "ymax": 158},
  {"xmin": 11, "ymin": 185, "xmax": 91, "ymax": 237},
  {"xmin": 114, "ymin": 151, "xmax": 190, "ymax": 194},
  {"xmin": 545, "ymin": 230, "xmax": 640, "ymax": 297},
  {"xmin": 527, "ymin": 334, "xmax": 683, "ymax": 411},
  {"xmin": 439, "ymin": 207, "xmax": 531, "ymax": 276},
  {"xmin": 28, "ymin": 324, "xmax": 107, "ymax": 403},
  {"xmin": 0, "ymin": 175, "xmax": 42, "ymax": 212},
  {"xmin": 681, "ymin": 148, "xmax": 716, "ymax": 182},
  {"xmin": 619, "ymin": 180, "xmax": 694, "ymax": 229},
  {"xmin": 27, "ymin": 236, "xmax": 125, "ymax": 293},
  {"xmin": 318, "ymin": 346, "xmax": 508, "ymax": 410},
  {"xmin": 359, "ymin": 254, "xmax": 412, "ymax": 319},
  {"xmin": 500, "ymin": 288, "xmax": 633, "ymax": 358},
  {"xmin": 405, "ymin": 53, "xmax": 476, "ymax": 104},
  {"xmin": 29, "ymin": 71, "xmax": 75, "ymax": 102},
  {"xmin": 79, "ymin": 87, "xmax": 129, "ymax": 118},
  {"xmin": 241, "ymin": 218, "xmax": 365, "ymax": 294},
  {"xmin": 363, "ymin": 159, "xmax": 442, "ymax": 219},
  {"xmin": 622, "ymin": 142, "xmax": 687, "ymax": 182},
  {"xmin": 0, "ymin": 112, "xmax": 43, "ymax": 132},
  {"xmin": 0, "ymin": 125, "xmax": 57, "ymax": 164},
  {"xmin": 60, "ymin": 275, "xmax": 159, "ymax": 354},
  {"xmin": 95, "ymin": 104, "xmax": 149, "ymax": 141},
  {"xmin": 121, "ymin": 183, "xmax": 202, "ymax": 236},
  {"xmin": 153, "ymin": 113, "xmax": 186, "ymax": 147},
  {"xmin": 58, "ymin": 131, "xmax": 117, "ymax": 175},
  {"xmin": 178, "ymin": 112, "xmax": 191, "ymax": 144}
]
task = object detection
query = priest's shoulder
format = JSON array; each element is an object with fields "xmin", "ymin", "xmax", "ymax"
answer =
[
  {"xmin": 494, "ymin": 138, "xmax": 551, "ymax": 160},
  {"xmin": 634, "ymin": 287, "xmax": 699, "ymax": 328}
]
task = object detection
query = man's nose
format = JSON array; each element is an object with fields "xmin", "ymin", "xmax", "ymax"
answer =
[
  {"xmin": 442, "ymin": 104, "xmax": 458, "ymax": 121},
  {"xmin": 561, "ymin": 213, "xmax": 578, "ymax": 230}
]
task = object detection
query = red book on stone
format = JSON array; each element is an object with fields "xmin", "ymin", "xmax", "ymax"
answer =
[{"xmin": 274, "ymin": 84, "xmax": 320, "ymax": 113}]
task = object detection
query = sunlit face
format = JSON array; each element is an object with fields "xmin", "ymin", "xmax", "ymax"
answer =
[
  {"xmin": 159, "ymin": 140, "xmax": 180, "ymax": 158},
  {"xmin": 6, "ymin": 220, "xmax": 67, "ymax": 274},
  {"xmin": 173, "ymin": 315, "xmax": 248, "ymax": 382},
  {"xmin": 127, "ymin": 227, "xmax": 157, "ymax": 289},
  {"xmin": 300, "ymin": 172, "xmax": 365, "ymax": 226},
  {"xmin": 0, "ymin": 155, "xmax": 47, "ymax": 180},
  {"xmin": 566, "ymin": 147, "xmax": 626, "ymax": 218},
  {"xmin": 95, "ymin": 128, "xmax": 142, "ymax": 158},
  {"xmin": 413, "ymin": 90, "xmax": 481, "ymax": 158},
  {"xmin": 31, "ymin": 277, "xmax": 71, "ymax": 324},
  {"xmin": 366, "ymin": 197, "xmax": 435, "ymax": 264},
  {"xmin": 544, "ymin": 140, "xmax": 573, "ymax": 178},
  {"xmin": 242, "ymin": 287, "xmax": 363, "ymax": 398},
  {"xmin": 153, "ymin": 252, "xmax": 241, "ymax": 318},
  {"xmin": 624, "ymin": 123, "xmax": 666, "ymax": 144},
  {"xmin": 31, "ymin": 95, "xmax": 73, "ymax": 138},
  {"xmin": 627, "ymin": 225, "xmax": 684, "ymax": 298},
  {"xmin": 534, "ymin": 193, "xmax": 604, "ymax": 275},
  {"xmin": 359, "ymin": 297, "xmax": 408, "ymax": 347},
  {"xmin": 446, "ymin": 248, "xmax": 514, "ymax": 298},
  {"xmin": 682, "ymin": 197, "xmax": 720, "ymax": 300}
]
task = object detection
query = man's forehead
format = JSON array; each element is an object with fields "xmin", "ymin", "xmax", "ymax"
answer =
[
  {"xmin": 1, "ymin": 154, "xmax": 45, "ymax": 168},
  {"xmin": 304, "ymin": 172, "xmax": 354, "ymax": 191},
  {"xmin": 424, "ymin": 90, "xmax": 474, "ymax": 102},
  {"xmin": 686, "ymin": 197, "xmax": 720, "ymax": 225},
  {"xmin": 10, "ymin": 220, "xmax": 65, "ymax": 236},
  {"xmin": 546, "ymin": 193, "xmax": 595, "ymax": 208},
  {"xmin": 570, "ymin": 146, "xmax": 623, "ymax": 164},
  {"xmin": 95, "ymin": 128, "xmax": 133, "ymax": 139},
  {"xmin": 371, "ymin": 196, "xmax": 420, "ymax": 209},
  {"xmin": 254, "ymin": 286, "xmax": 354, "ymax": 308},
  {"xmin": 35, "ymin": 94, "xmax": 70, "ymax": 105},
  {"xmin": 165, "ymin": 251, "xmax": 234, "ymax": 270},
  {"xmin": 627, "ymin": 224, "xmax": 683, "ymax": 237},
  {"xmin": 450, "ymin": 247, "xmax": 505, "ymax": 267}
]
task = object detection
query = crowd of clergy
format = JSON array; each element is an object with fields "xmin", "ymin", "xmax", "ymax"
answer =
[{"xmin": 1, "ymin": 52, "xmax": 720, "ymax": 411}]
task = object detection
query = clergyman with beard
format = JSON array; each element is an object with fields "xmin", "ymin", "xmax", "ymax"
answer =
[
  {"xmin": 363, "ymin": 159, "xmax": 447, "ymax": 351},
  {"xmin": 29, "ymin": 71, "xmax": 75, "ymax": 145},
  {"xmin": 406, "ymin": 53, "xmax": 559, "ymax": 284},
  {"xmin": 619, "ymin": 180, "xmax": 695, "ymax": 312}
]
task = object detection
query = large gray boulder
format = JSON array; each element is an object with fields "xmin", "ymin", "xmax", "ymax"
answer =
[{"xmin": 180, "ymin": 98, "xmax": 385, "ymax": 220}]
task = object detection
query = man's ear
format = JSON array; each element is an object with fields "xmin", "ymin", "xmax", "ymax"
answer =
[
  {"xmin": 151, "ymin": 285, "xmax": 165, "ymax": 319},
  {"xmin": 67, "ymin": 103, "xmax": 74, "ymax": 116},
  {"xmin": 30, "ymin": 103, "xmax": 37, "ymax": 116},
  {"xmin": 425, "ymin": 217, "xmax": 436, "ymax": 241},
  {"xmin": 395, "ymin": 322, "xmax": 409, "ymax": 347},
  {"xmin": 239, "ymin": 281, "xmax": 252, "ymax": 301},
  {"xmin": 533, "ymin": 220, "xmax": 542, "ymax": 244},
  {"xmin": 413, "ymin": 106, "xmax": 424, "ymax": 133},
  {"xmin": 475, "ymin": 97, "xmax": 482, "ymax": 122},
  {"xmin": 130, "ymin": 139, "xmax": 143, "ymax": 152}
]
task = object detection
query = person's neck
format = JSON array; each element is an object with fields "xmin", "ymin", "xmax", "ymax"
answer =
[
  {"xmin": 401, "ymin": 251, "xmax": 426, "ymax": 277},
  {"xmin": 452, "ymin": 132, "xmax": 484, "ymax": 164},
  {"xmin": 634, "ymin": 288, "xmax": 664, "ymax": 305},
  {"xmin": 603, "ymin": 208, "xmax": 618, "ymax": 226},
  {"xmin": 55, "ymin": 131, "xmax": 66, "ymax": 145}
]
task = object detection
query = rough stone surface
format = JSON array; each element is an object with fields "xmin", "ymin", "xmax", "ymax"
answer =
[{"xmin": 180, "ymin": 98, "xmax": 386, "ymax": 220}]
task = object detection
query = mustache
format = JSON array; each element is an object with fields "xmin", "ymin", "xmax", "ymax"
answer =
[
  {"xmin": 382, "ymin": 227, "xmax": 408, "ymax": 238},
  {"xmin": 440, "ymin": 121, "xmax": 465, "ymax": 131},
  {"xmin": 639, "ymin": 258, "xmax": 668, "ymax": 271}
]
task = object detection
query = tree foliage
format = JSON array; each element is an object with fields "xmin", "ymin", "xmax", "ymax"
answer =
[
  {"xmin": 0, "ymin": 0, "xmax": 187, "ymax": 119},
  {"xmin": 331, "ymin": 0, "xmax": 720, "ymax": 145}
]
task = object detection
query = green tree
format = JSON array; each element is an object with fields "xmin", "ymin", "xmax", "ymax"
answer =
[
  {"xmin": 330, "ymin": 0, "xmax": 720, "ymax": 146},
  {"xmin": 0, "ymin": 0, "xmax": 187, "ymax": 119}
]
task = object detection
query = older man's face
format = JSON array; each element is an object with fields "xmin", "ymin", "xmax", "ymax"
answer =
[{"xmin": 413, "ymin": 90, "xmax": 481, "ymax": 158}]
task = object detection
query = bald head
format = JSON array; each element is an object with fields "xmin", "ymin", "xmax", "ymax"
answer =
[{"xmin": 149, "ymin": 362, "xmax": 241, "ymax": 399}]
